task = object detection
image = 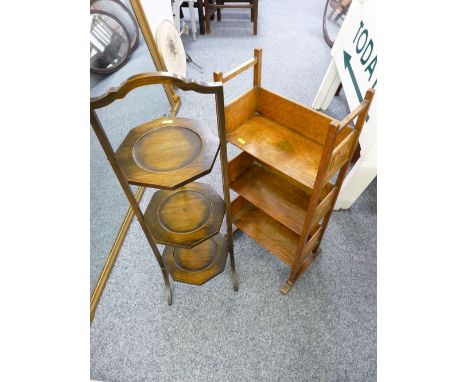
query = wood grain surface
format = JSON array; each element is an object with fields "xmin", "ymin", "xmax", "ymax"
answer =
[
  {"xmin": 162, "ymin": 233, "xmax": 228, "ymax": 285},
  {"xmin": 227, "ymin": 115, "xmax": 324, "ymax": 189},
  {"xmin": 116, "ymin": 117, "xmax": 220, "ymax": 189},
  {"xmin": 144, "ymin": 182, "xmax": 225, "ymax": 248},
  {"xmin": 215, "ymin": 49, "xmax": 375, "ymax": 293}
]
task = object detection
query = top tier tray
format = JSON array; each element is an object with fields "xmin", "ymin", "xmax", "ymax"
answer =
[{"xmin": 116, "ymin": 116, "xmax": 220, "ymax": 189}]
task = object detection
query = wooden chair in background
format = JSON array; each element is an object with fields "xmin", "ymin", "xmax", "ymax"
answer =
[
  {"xmin": 176, "ymin": 0, "xmax": 215, "ymax": 36},
  {"xmin": 203, "ymin": 0, "xmax": 258, "ymax": 35}
]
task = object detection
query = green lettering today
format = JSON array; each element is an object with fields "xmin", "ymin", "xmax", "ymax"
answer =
[{"xmin": 352, "ymin": 20, "xmax": 377, "ymax": 83}]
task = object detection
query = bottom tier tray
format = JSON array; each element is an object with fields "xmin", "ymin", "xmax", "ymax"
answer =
[{"xmin": 162, "ymin": 233, "xmax": 228, "ymax": 285}]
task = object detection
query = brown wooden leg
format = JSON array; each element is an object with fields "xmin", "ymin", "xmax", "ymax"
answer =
[
  {"xmin": 351, "ymin": 143, "xmax": 361, "ymax": 163},
  {"xmin": 253, "ymin": 0, "xmax": 258, "ymax": 35},
  {"xmin": 281, "ymin": 243, "xmax": 322, "ymax": 295},
  {"xmin": 250, "ymin": 0, "xmax": 254, "ymax": 21},
  {"xmin": 161, "ymin": 266, "xmax": 173, "ymax": 305},
  {"xmin": 216, "ymin": 0, "xmax": 222, "ymax": 21},
  {"xmin": 196, "ymin": 0, "xmax": 205, "ymax": 35},
  {"xmin": 204, "ymin": 0, "xmax": 212, "ymax": 33},
  {"xmin": 280, "ymin": 278, "xmax": 295, "ymax": 295},
  {"xmin": 295, "ymin": 247, "xmax": 322, "ymax": 280},
  {"xmin": 229, "ymin": 244, "xmax": 239, "ymax": 291}
]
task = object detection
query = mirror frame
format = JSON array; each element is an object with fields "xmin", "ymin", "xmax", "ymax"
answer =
[{"xmin": 90, "ymin": 0, "xmax": 181, "ymax": 323}]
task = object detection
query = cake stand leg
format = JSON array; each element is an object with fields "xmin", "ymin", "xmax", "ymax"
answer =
[
  {"xmin": 161, "ymin": 267, "xmax": 173, "ymax": 305},
  {"xmin": 229, "ymin": 244, "xmax": 239, "ymax": 292}
]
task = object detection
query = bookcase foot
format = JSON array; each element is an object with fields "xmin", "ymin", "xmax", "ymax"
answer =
[{"xmin": 280, "ymin": 280, "xmax": 295, "ymax": 295}]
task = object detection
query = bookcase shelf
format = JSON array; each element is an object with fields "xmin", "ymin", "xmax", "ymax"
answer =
[
  {"xmin": 229, "ymin": 153, "xmax": 335, "ymax": 236},
  {"xmin": 227, "ymin": 115, "xmax": 324, "ymax": 189},
  {"xmin": 233, "ymin": 198, "xmax": 299, "ymax": 266}
]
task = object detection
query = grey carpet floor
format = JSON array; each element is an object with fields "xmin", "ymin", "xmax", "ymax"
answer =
[{"xmin": 90, "ymin": 0, "xmax": 377, "ymax": 381}]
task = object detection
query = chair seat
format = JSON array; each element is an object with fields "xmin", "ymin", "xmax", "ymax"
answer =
[{"xmin": 203, "ymin": 0, "xmax": 258, "ymax": 35}]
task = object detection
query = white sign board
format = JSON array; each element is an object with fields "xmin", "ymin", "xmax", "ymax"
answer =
[
  {"xmin": 331, "ymin": 0, "xmax": 377, "ymax": 150},
  {"xmin": 313, "ymin": 0, "xmax": 377, "ymax": 209}
]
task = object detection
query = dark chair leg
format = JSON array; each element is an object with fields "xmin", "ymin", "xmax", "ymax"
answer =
[
  {"xmin": 204, "ymin": 0, "xmax": 212, "ymax": 34},
  {"xmin": 253, "ymin": 0, "xmax": 258, "ymax": 35},
  {"xmin": 250, "ymin": 0, "xmax": 254, "ymax": 22},
  {"xmin": 196, "ymin": 0, "xmax": 205, "ymax": 35},
  {"xmin": 216, "ymin": 0, "xmax": 222, "ymax": 21},
  {"xmin": 210, "ymin": 0, "xmax": 215, "ymax": 21}
]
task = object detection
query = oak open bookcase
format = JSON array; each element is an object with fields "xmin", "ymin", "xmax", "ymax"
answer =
[
  {"xmin": 215, "ymin": 49, "xmax": 374, "ymax": 294},
  {"xmin": 90, "ymin": 73, "xmax": 238, "ymax": 306}
]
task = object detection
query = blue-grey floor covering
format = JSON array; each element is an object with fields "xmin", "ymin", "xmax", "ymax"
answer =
[{"xmin": 90, "ymin": 0, "xmax": 377, "ymax": 380}]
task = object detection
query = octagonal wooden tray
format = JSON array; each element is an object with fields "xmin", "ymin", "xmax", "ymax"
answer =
[
  {"xmin": 116, "ymin": 116, "xmax": 219, "ymax": 189},
  {"xmin": 144, "ymin": 182, "xmax": 225, "ymax": 248},
  {"xmin": 162, "ymin": 233, "xmax": 228, "ymax": 285}
]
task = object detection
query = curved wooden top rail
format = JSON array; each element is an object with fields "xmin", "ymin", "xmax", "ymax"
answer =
[{"xmin": 91, "ymin": 72, "xmax": 223, "ymax": 109}]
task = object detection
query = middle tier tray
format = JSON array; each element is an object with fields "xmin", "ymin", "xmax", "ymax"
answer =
[{"xmin": 144, "ymin": 182, "xmax": 226, "ymax": 248}]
